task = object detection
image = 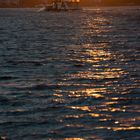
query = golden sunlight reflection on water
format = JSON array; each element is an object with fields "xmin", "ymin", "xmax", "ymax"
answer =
[{"xmin": 51, "ymin": 11, "xmax": 140, "ymax": 134}]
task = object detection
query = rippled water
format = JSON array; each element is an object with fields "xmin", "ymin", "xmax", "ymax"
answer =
[{"xmin": 0, "ymin": 7, "xmax": 140, "ymax": 140}]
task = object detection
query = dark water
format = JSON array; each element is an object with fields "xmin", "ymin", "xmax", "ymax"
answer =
[{"xmin": 0, "ymin": 7, "xmax": 140, "ymax": 140}]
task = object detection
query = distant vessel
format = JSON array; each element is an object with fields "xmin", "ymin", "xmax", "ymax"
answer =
[{"xmin": 39, "ymin": 0, "xmax": 82, "ymax": 12}]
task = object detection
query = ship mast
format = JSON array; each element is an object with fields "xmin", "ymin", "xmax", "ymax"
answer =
[{"xmin": 52, "ymin": 0, "xmax": 80, "ymax": 10}]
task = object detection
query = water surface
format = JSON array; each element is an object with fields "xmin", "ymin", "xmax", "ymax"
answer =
[{"xmin": 0, "ymin": 7, "xmax": 140, "ymax": 140}]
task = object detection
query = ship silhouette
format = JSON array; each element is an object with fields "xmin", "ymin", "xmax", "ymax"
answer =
[{"xmin": 38, "ymin": 0, "xmax": 82, "ymax": 11}]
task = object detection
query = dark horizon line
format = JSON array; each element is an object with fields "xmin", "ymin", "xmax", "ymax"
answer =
[{"xmin": 0, "ymin": 0, "xmax": 140, "ymax": 8}]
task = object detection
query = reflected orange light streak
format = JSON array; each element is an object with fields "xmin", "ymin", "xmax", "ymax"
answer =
[
  {"xmin": 64, "ymin": 112, "xmax": 111, "ymax": 120},
  {"xmin": 68, "ymin": 106, "xmax": 92, "ymax": 112},
  {"xmin": 67, "ymin": 88, "xmax": 106, "ymax": 98},
  {"xmin": 95, "ymin": 126, "xmax": 140, "ymax": 131},
  {"xmin": 64, "ymin": 138, "xmax": 84, "ymax": 140}
]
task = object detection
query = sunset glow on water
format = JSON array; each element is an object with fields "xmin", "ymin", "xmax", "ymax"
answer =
[{"xmin": 0, "ymin": 7, "xmax": 140, "ymax": 139}]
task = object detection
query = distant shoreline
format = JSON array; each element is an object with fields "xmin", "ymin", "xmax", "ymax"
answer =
[
  {"xmin": 0, "ymin": 5, "xmax": 140, "ymax": 8},
  {"xmin": 0, "ymin": 3, "xmax": 140, "ymax": 8}
]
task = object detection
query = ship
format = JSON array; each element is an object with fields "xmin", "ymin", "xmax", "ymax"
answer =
[{"xmin": 38, "ymin": 0, "xmax": 82, "ymax": 12}]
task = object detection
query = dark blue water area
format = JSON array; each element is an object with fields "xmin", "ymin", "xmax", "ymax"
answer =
[{"xmin": 0, "ymin": 7, "xmax": 140, "ymax": 140}]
